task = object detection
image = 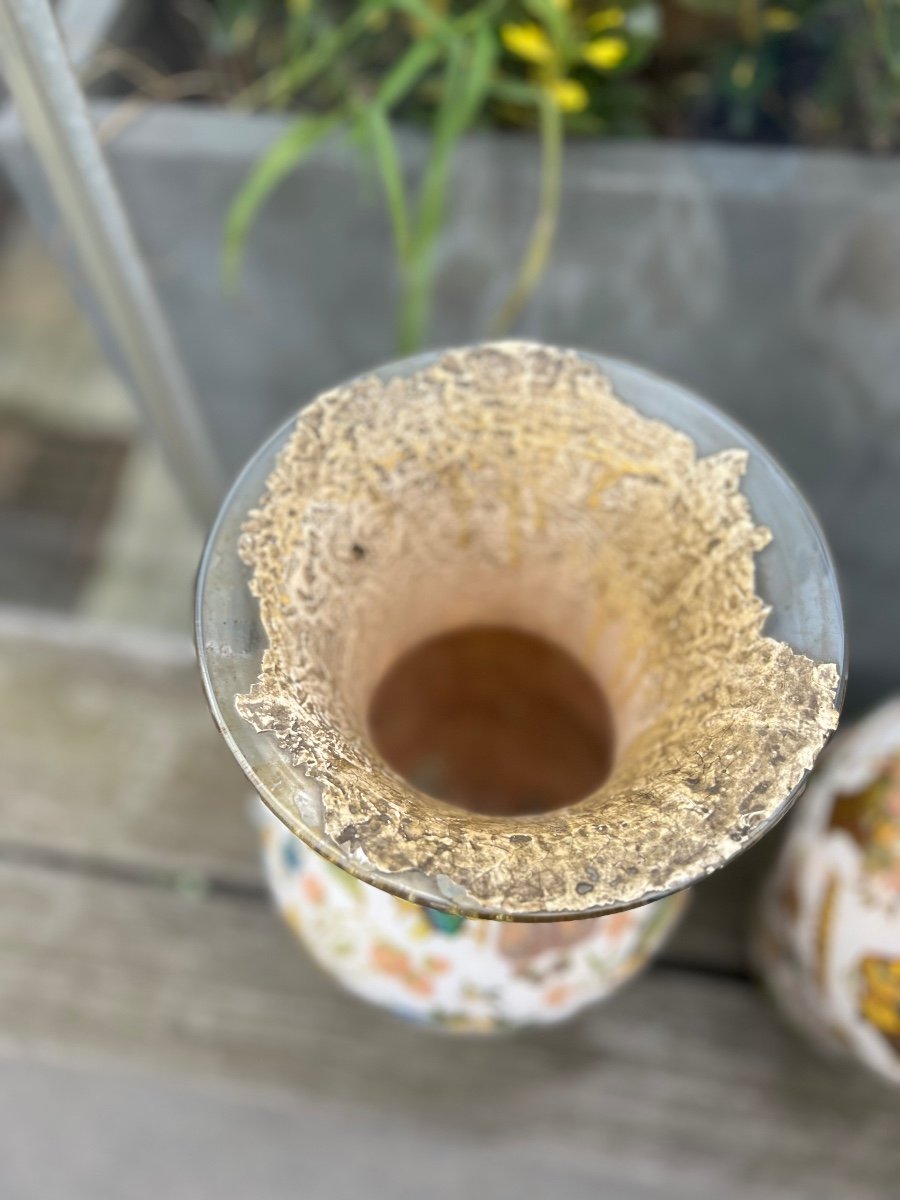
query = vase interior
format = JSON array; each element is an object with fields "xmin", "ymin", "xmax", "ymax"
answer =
[{"xmin": 197, "ymin": 344, "xmax": 846, "ymax": 919}]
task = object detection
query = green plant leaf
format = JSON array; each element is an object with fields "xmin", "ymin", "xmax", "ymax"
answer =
[
  {"xmin": 361, "ymin": 107, "xmax": 411, "ymax": 260},
  {"xmin": 490, "ymin": 86, "xmax": 562, "ymax": 334},
  {"xmin": 521, "ymin": 0, "xmax": 570, "ymax": 47},
  {"xmin": 669, "ymin": 0, "xmax": 740, "ymax": 15},
  {"xmin": 453, "ymin": 23, "xmax": 497, "ymax": 133},
  {"xmin": 236, "ymin": 0, "xmax": 385, "ymax": 109},
  {"xmin": 397, "ymin": 26, "xmax": 497, "ymax": 351},
  {"xmin": 867, "ymin": 0, "xmax": 900, "ymax": 81},
  {"xmin": 456, "ymin": 0, "xmax": 505, "ymax": 35},
  {"xmin": 491, "ymin": 77, "xmax": 543, "ymax": 107},
  {"xmin": 397, "ymin": 46, "xmax": 463, "ymax": 351},
  {"xmin": 223, "ymin": 110, "xmax": 344, "ymax": 285},
  {"xmin": 353, "ymin": 37, "xmax": 444, "ymax": 265},
  {"xmin": 211, "ymin": 0, "xmax": 268, "ymax": 54},
  {"xmin": 374, "ymin": 35, "xmax": 443, "ymax": 111},
  {"xmin": 384, "ymin": 0, "xmax": 457, "ymax": 39}
]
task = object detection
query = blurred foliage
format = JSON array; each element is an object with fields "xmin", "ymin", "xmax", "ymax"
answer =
[{"xmin": 198, "ymin": 0, "xmax": 896, "ymax": 348}]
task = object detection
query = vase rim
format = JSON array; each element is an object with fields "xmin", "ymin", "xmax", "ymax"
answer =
[{"xmin": 195, "ymin": 341, "xmax": 846, "ymax": 921}]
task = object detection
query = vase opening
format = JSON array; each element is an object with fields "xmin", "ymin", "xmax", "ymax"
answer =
[
  {"xmin": 367, "ymin": 623, "xmax": 616, "ymax": 817},
  {"xmin": 217, "ymin": 343, "xmax": 843, "ymax": 918}
]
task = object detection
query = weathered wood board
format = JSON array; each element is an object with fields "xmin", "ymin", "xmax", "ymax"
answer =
[{"xmin": 0, "ymin": 614, "xmax": 896, "ymax": 1200}]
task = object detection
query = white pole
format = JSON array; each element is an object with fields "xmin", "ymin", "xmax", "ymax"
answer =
[{"xmin": 0, "ymin": 0, "xmax": 225, "ymax": 522}]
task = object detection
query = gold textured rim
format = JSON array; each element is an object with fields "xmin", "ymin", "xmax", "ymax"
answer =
[{"xmin": 228, "ymin": 343, "xmax": 841, "ymax": 918}]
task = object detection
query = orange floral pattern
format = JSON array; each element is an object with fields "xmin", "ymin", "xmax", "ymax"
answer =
[
  {"xmin": 830, "ymin": 755, "xmax": 900, "ymax": 894},
  {"xmin": 258, "ymin": 801, "xmax": 686, "ymax": 1032},
  {"xmin": 755, "ymin": 700, "xmax": 900, "ymax": 1085},
  {"xmin": 860, "ymin": 956, "xmax": 900, "ymax": 1050}
]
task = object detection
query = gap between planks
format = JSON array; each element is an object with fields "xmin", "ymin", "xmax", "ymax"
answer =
[
  {"xmin": 0, "ymin": 610, "xmax": 777, "ymax": 975},
  {"xmin": 0, "ymin": 856, "xmax": 897, "ymax": 1200}
]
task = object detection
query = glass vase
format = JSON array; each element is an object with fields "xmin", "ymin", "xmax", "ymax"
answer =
[{"xmin": 196, "ymin": 341, "xmax": 844, "ymax": 1031}]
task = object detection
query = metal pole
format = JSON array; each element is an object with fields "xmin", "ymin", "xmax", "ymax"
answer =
[{"xmin": 0, "ymin": 0, "xmax": 225, "ymax": 523}]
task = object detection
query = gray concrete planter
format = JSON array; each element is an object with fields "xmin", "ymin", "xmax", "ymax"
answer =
[{"xmin": 1, "ymin": 96, "xmax": 898, "ymax": 708}]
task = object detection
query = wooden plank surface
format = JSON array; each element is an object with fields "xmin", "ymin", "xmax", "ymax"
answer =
[
  {"xmin": 0, "ymin": 611, "xmax": 257, "ymax": 884},
  {"xmin": 1, "ymin": 612, "xmax": 897, "ymax": 1200},
  {"xmin": 0, "ymin": 1059, "xmax": 726, "ymax": 1200},
  {"xmin": 1, "ymin": 857, "xmax": 898, "ymax": 1200},
  {"xmin": 0, "ymin": 611, "xmax": 758, "ymax": 972}
]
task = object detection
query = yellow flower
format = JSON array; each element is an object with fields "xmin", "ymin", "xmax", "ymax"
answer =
[
  {"xmin": 763, "ymin": 6, "xmax": 800, "ymax": 31},
  {"xmin": 583, "ymin": 36, "xmax": 629, "ymax": 72},
  {"xmin": 500, "ymin": 22, "xmax": 556, "ymax": 66},
  {"xmin": 546, "ymin": 77, "xmax": 589, "ymax": 112},
  {"xmin": 731, "ymin": 54, "xmax": 756, "ymax": 89},
  {"xmin": 587, "ymin": 8, "xmax": 626, "ymax": 33}
]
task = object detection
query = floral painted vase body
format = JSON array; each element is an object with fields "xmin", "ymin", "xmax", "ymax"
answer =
[
  {"xmin": 259, "ymin": 802, "xmax": 687, "ymax": 1032},
  {"xmin": 755, "ymin": 699, "xmax": 900, "ymax": 1083}
]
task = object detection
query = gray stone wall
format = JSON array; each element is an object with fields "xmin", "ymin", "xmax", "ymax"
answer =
[{"xmin": 1, "ymin": 105, "xmax": 896, "ymax": 708}]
